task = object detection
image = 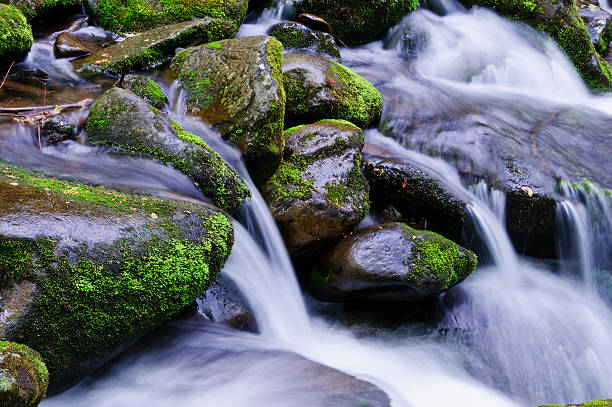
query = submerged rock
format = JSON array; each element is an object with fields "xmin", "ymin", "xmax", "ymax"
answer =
[
  {"xmin": 0, "ymin": 341, "xmax": 48, "ymax": 407},
  {"xmin": 78, "ymin": 18, "xmax": 235, "ymax": 76},
  {"xmin": 86, "ymin": 87, "xmax": 250, "ymax": 214},
  {"xmin": 268, "ymin": 21, "xmax": 341, "ymax": 62},
  {"xmin": 85, "ymin": 0, "xmax": 247, "ymax": 33},
  {"xmin": 578, "ymin": 0, "xmax": 612, "ymax": 55},
  {"xmin": 283, "ymin": 52, "xmax": 382, "ymax": 128},
  {"xmin": 262, "ymin": 120, "xmax": 369, "ymax": 258},
  {"xmin": 53, "ymin": 32, "xmax": 103, "ymax": 58},
  {"xmin": 170, "ymin": 35, "xmax": 286, "ymax": 186},
  {"xmin": 41, "ymin": 116, "xmax": 75, "ymax": 146},
  {"xmin": 0, "ymin": 5, "xmax": 33, "ymax": 64},
  {"xmin": 4, "ymin": 0, "xmax": 80, "ymax": 22},
  {"xmin": 311, "ymin": 222, "xmax": 477, "ymax": 302},
  {"xmin": 122, "ymin": 74, "xmax": 166, "ymax": 109},
  {"xmin": 0, "ymin": 162, "xmax": 234, "ymax": 391},
  {"xmin": 459, "ymin": 0, "xmax": 612, "ymax": 91}
]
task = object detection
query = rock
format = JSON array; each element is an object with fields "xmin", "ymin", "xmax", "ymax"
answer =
[
  {"xmin": 197, "ymin": 275, "xmax": 256, "ymax": 331},
  {"xmin": 283, "ymin": 52, "xmax": 382, "ymax": 128},
  {"xmin": 4, "ymin": 0, "xmax": 80, "ymax": 22},
  {"xmin": 0, "ymin": 161, "xmax": 234, "ymax": 391},
  {"xmin": 53, "ymin": 32, "xmax": 102, "ymax": 58},
  {"xmin": 122, "ymin": 74, "xmax": 166, "ymax": 109},
  {"xmin": 0, "ymin": 341, "xmax": 48, "ymax": 407},
  {"xmin": 268, "ymin": 21, "xmax": 341, "ymax": 62},
  {"xmin": 295, "ymin": 0, "xmax": 419, "ymax": 45},
  {"xmin": 311, "ymin": 222, "xmax": 478, "ymax": 302},
  {"xmin": 459, "ymin": 0, "xmax": 612, "ymax": 91},
  {"xmin": 538, "ymin": 400, "xmax": 612, "ymax": 407},
  {"xmin": 262, "ymin": 120, "xmax": 369, "ymax": 258},
  {"xmin": 0, "ymin": 5, "xmax": 33, "ymax": 65},
  {"xmin": 78, "ymin": 18, "xmax": 235, "ymax": 76},
  {"xmin": 577, "ymin": 0, "xmax": 612, "ymax": 55},
  {"xmin": 363, "ymin": 146, "xmax": 469, "ymax": 244},
  {"xmin": 86, "ymin": 87, "xmax": 250, "ymax": 214},
  {"xmin": 170, "ymin": 35, "xmax": 286, "ymax": 186},
  {"xmin": 85, "ymin": 0, "xmax": 247, "ymax": 33},
  {"xmin": 41, "ymin": 116, "xmax": 75, "ymax": 146}
]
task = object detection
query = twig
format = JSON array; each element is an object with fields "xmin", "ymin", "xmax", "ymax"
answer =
[
  {"xmin": 37, "ymin": 122, "xmax": 42, "ymax": 151},
  {"xmin": 0, "ymin": 61, "xmax": 14, "ymax": 90},
  {"xmin": 0, "ymin": 99, "xmax": 93, "ymax": 113}
]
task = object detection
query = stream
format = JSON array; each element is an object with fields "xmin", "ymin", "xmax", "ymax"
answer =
[{"xmin": 1, "ymin": 0, "xmax": 611, "ymax": 406}]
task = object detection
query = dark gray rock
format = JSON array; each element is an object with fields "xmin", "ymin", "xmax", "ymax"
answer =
[
  {"xmin": 53, "ymin": 32, "xmax": 102, "ymax": 58},
  {"xmin": 41, "ymin": 116, "xmax": 75, "ymax": 146},
  {"xmin": 268, "ymin": 21, "xmax": 341, "ymax": 62},
  {"xmin": 198, "ymin": 275, "xmax": 256, "ymax": 332},
  {"xmin": 577, "ymin": 0, "xmax": 612, "ymax": 55}
]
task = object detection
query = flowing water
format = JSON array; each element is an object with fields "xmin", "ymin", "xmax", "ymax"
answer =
[{"xmin": 1, "ymin": 0, "xmax": 611, "ymax": 405}]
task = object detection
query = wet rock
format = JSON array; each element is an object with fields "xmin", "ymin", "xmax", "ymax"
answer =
[
  {"xmin": 170, "ymin": 35, "xmax": 286, "ymax": 186},
  {"xmin": 85, "ymin": 0, "xmax": 247, "ymax": 33},
  {"xmin": 295, "ymin": 0, "xmax": 419, "ymax": 45},
  {"xmin": 268, "ymin": 21, "xmax": 341, "ymax": 62},
  {"xmin": 10, "ymin": 69, "xmax": 49, "ymax": 85},
  {"xmin": 459, "ymin": 0, "xmax": 612, "ymax": 91},
  {"xmin": 86, "ymin": 87, "xmax": 250, "ymax": 214},
  {"xmin": 41, "ymin": 116, "xmax": 75, "ymax": 146},
  {"xmin": 296, "ymin": 13, "xmax": 334, "ymax": 35},
  {"xmin": 363, "ymin": 147, "xmax": 469, "ymax": 244},
  {"xmin": 311, "ymin": 222, "xmax": 478, "ymax": 302},
  {"xmin": 198, "ymin": 275, "xmax": 256, "ymax": 331},
  {"xmin": 122, "ymin": 74, "xmax": 166, "ymax": 109},
  {"xmin": 283, "ymin": 52, "xmax": 382, "ymax": 128},
  {"xmin": 0, "ymin": 341, "xmax": 48, "ymax": 407},
  {"xmin": 4, "ymin": 0, "xmax": 80, "ymax": 22},
  {"xmin": 78, "ymin": 18, "xmax": 235, "ymax": 76},
  {"xmin": 53, "ymin": 32, "xmax": 102, "ymax": 58},
  {"xmin": 577, "ymin": 0, "xmax": 612, "ymax": 55},
  {"xmin": 0, "ymin": 5, "xmax": 33, "ymax": 65},
  {"xmin": 262, "ymin": 120, "xmax": 369, "ymax": 258},
  {"xmin": 0, "ymin": 161, "xmax": 234, "ymax": 391}
]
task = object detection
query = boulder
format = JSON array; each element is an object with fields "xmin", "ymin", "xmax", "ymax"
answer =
[
  {"xmin": 0, "ymin": 341, "xmax": 48, "ymax": 407},
  {"xmin": 3, "ymin": 0, "xmax": 80, "ymax": 22},
  {"xmin": 311, "ymin": 222, "xmax": 478, "ymax": 302},
  {"xmin": 459, "ymin": 0, "xmax": 612, "ymax": 91},
  {"xmin": 53, "ymin": 32, "xmax": 102, "ymax": 58},
  {"xmin": 295, "ymin": 0, "xmax": 419, "ymax": 45},
  {"xmin": 197, "ymin": 275, "xmax": 256, "ymax": 331},
  {"xmin": 122, "ymin": 74, "xmax": 166, "ymax": 109},
  {"xmin": 170, "ymin": 35, "xmax": 286, "ymax": 186},
  {"xmin": 283, "ymin": 52, "xmax": 382, "ymax": 128},
  {"xmin": 41, "ymin": 116, "xmax": 75, "ymax": 146},
  {"xmin": 577, "ymin": 0, "xmax": 612, "ymax": 55},
  {"xmin": 267, "ymin": 21, "xmax": 341, "ymax": 62},
  {"xmin": 78, "ymin": 18, "xmax": 235, "ymax": 76},
  {"xmin": 0, "ymin": 5, "xmax": 33, "ymax": 65},
  {"xmin": 85, "ymin": 0, "xmax": 247, "ymax": 33},
  {"xmin": 0, "ymin": 161, "xmax": 234, "ymax": 391},
  {"xmin": 262, "ymin": 120, "xmax": 369, "ymax": 258},
  {"xmin": 86, "ymin": 87, "xmax": 250, "ymax": 214}
]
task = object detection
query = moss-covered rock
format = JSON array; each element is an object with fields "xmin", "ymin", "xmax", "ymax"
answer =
[
  {"xmin": 577, "ymin": 0, "xmax": 612, "ymax": 55},
  {"xmin": 539, "ymin": 400, "xmax": 612, "ymax": 407},
  {"xmin": 123, "ymin": 74, "xmax": 166, "ymax": 109},
  {"xmin": 0, "ymin": 341, "xmax": 48, "ymax": 407},
  {"xmin": 85, "ymin": 0, "xmax": 247, "ymax": 33},
  {"xmin": 283, "ymin": 52, "xmax": 381, "ymax": 128},
  {"xmin": 295, "ymin": 0, "xmax": 418, "ymax": 45},
  {"xmin": 0, "ymin": 161, "xmax": 234, "ymax": 391},
  {"xmin": 0, "ymin": 4, "xmax": 33, "ymax": 65},
  {"xmin": 86, "ymin": 87, "xmax": 250, "ymax": 214},
  {"xmin": 268, "ymin": 21, "xmax": 341, "ymax": 62},
  {"xmin": 262, "ymin": 120, "xmax": 369, "ymax": 258},
  {"xmin": 459, "ymin": 0, "xmax": 612, "ymax": 91},
  {"xmin": 78, "ymin": 18, "xmax": 235, "ymax": 76},
  {"xmin": 311, "ymin": 222, "xmax": 477, "ymax": 302},
  {"xmin": 3, "ymin": 0, "xmax": 80, "ymax": 22},
  {"xmin": 170, "ymin": 35, "xmax": 286, "ymax": 186}
]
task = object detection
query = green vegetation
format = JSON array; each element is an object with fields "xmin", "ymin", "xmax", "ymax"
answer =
[
  {"xmin": 539, "ymin": 400, "xmax": 612, "ymax": 407},
  {"xmin": 0, "ymin": 341, "xmax": 48, "ymax": 406},
  {"xmin": 124, "ymin": 75, "xmax": 166, "ymax": 109},
  {"xmin": 0, "ymin": 4, "xmax": 33, "ymax": 62}
]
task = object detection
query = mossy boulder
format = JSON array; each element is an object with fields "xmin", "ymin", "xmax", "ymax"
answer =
[
  {"xmin": 2, "ymin": 0, "xmax": 80, "ymax": 22},
  {"xmin": 283, "ymin": 52, "xmax": 382, "ymax": 128},
  {"xmin": 540, "ymin": 400, "xmax": 612, "ymax": 407},
  {"xmin": 0, "ymin": 4, "xmax": 33, "ymax": 65},
  {"xmin": 459, "ymin": 0, "xmax": 612, "ymax": 91},
  {"xmin": 53, "ymin": 32, "xmax": 103, "ymax": 59},
  {"xmin": 578, "ymin": 0, "xmax": 612, "ymax": 55},
  {"xmin": 85, "ymin": 0, "xmax": 247, "ymax": 33},
  {"xmin": 78, "ymin": 18, "xmax": 235, "ymax": 76},
  {"xmin": 0, "ymin": 162, "xmax": 234, "ymax": 391},
  {"xmin": 262, "ymin": 120, "xmax": 369, "ymax": 258},
  {"xmin": 294, "ymin": 0, "xmax": 418, "ymax": 45},
  {"xmin": 268, "ymin": 21, "xmax": 341, "ymax": 62},
  {"xmin": 311, "ymin": 222, "xmax": 477, "ymax": 302},
  {"xmin": 0, "ymin": 341, "xmax": 48, "ymax": 407},
  {"xmin": 170, "ymin": 35, "xmax": 286, "ymax": 186},
  {"xmin": 86, "ymin": 87, "xmax": 250, "ymax": 214},
  {"xmin": 123, "ymin": 74, "xmax": 166, "ymax": 109}
]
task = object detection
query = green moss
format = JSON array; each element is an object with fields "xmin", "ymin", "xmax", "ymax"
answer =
[
  {"xmin": 0, "ymin": 239, "xmax": 35, "ymax": 290},
  {"xmin": 207, "ymin": 41, "xmax": 222, "ymax": 49},
  {"xmin": 124, "ymin": 76, "xmax": 166, "ymax": 109},
  {"xmin": 0, "ymin": 4, "xmax": 33, "ymax": 61},
  {"xmin": 264, "ymin": 161, "xmax": 315, "ymax": 200},
  {"xmin": 0, "ymin": 341, "xmax": 48, "ymax": 404},
  {"xmin": 539, "ymin": 400, "xmax": 612, "ymax": 407},
  {"xmin": 283, "ymin": 125, "xmax": 307, "ymax": 135},
  {"xmin": 177, "ymin": 70, "xmax": 214, "ymax": 109},
  {"xmin": 0, "ymin": 341, "xmax": 48, "ymax": 387}
]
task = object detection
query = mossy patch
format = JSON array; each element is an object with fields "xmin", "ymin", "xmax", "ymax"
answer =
[
  {"xmin": 123, "ymin": 75, "xmax": 166, "ymax": 109},
  {"xmin": 0, "ymin": 4, "xmax": 33, "ymax": 63},
  {"xmin": 0, "ymin": 341, "xmax": 48, "ymax": 406}
]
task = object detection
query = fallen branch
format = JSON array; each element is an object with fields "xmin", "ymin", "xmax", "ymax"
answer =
[
  {"xmin": 0, "ymin": 99, "xmax": 93, "ymax": 114},
  {"xmin": 0, "ymin": 61, "xmax": 14, "ymax": 90}
]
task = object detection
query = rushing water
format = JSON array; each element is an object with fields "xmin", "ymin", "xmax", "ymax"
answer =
[{"xmin": 0, "ymin": 0, "xmax": 609, "ymax": 405}]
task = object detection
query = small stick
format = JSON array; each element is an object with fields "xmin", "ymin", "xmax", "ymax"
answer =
[{"xmin": 0, "ymin": 61, "xmax": 14, "ymax": 90}]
